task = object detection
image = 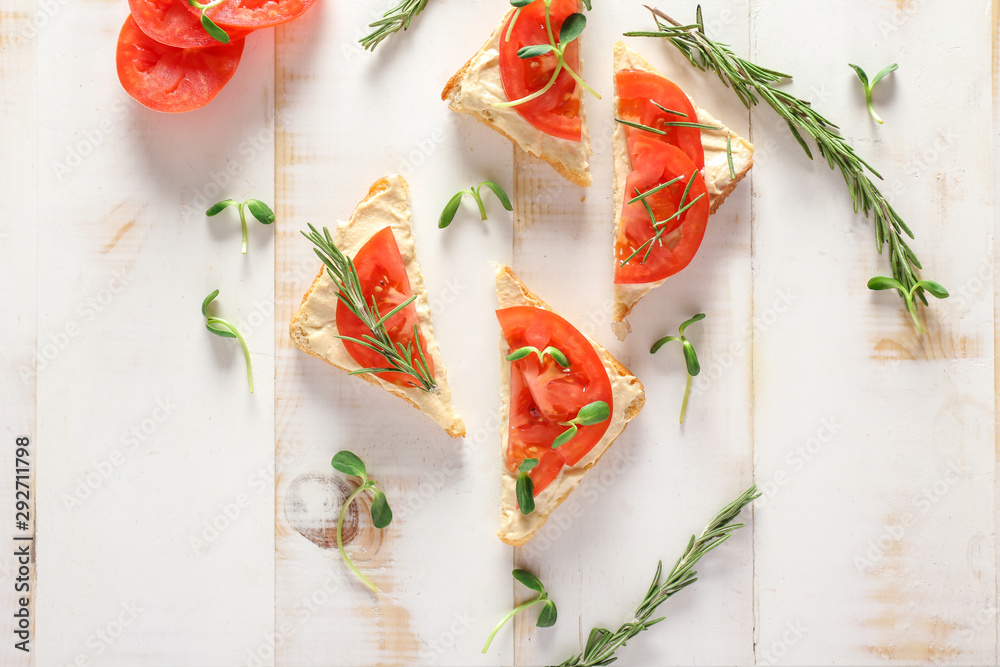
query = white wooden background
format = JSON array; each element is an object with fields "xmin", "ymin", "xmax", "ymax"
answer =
[{"xmin": 0, "ymin": 0, "xmax": 996, "ymax": 665}]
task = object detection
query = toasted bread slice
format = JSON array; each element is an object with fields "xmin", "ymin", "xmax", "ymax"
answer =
[
  {"xmin": 442, "ymin": 5, "xmax": 592, "ymax": 187},
  {"xmin": 611, "ymin": 42, "xmax": 754, "ymax": 332},
  {"xmin": 494, "ymin": 265, "xmax": 645, "ymax": 546},
  {"xmin": 289, "ymin": 175, "xmax": 466, "ymax": 438}
]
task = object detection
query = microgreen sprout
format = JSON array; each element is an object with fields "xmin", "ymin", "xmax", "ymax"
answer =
[
  {"xmin": 650, "ymin": 313, "xmax": 705, "ymax": 424},
  {"xmin": 330, "ymin": 450, "xmax": 393, "ymax": 593},
  {"xmin": 848, "ymin": 63, "xmax": 898, "ymax": 125},
  {"xmin": 506, "ymin": 345, "xmax": 569, "ymax": 368},
  {"xmin": 515, "ymin": 458, "xmax": 539, "ymax": 515},
  {"xmin": 482, "ymin": 569, "xmax": 557, "ymax": 653},
  {"xmin": 185, "ymin": 0, "xmax": 231, "ymax": 43},
  {"xmin": 202, "ymin": 289, "xmax": 254, "ymax": 393},
  {"xmin": 552, "ymin": 401, "xmax": 610, "ymax": 449},
  {"xmin": 497, "ymin": 0, "xmax": 600, "ymax": 108},
  {"xmin": 207, "ymin": 198, "xmax": 275, "ymax": 255},
  {"xmin": 867, "ymin": 276, "xmax": 948, "ymax": 334},
  {"xmin": 439, "ymin": 181, "xmax": 512, "ymax": 228}
]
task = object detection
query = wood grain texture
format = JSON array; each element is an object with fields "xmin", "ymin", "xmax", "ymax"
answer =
[
  {"xmin": 0, "ymin": 0, "xmax": 37, "ymax": 664},
  {"xmin": 750, "ymin": 1, "xmax": 996, "ymax": 664},
  {"xmin": 32, "ymin": 3, "xmax": 277, "ymax": 664},
  {"xmin": 509, "ymin": 3, "xmax": 756, "ymax": 665},
  {"xmin": 273, "ymin": 2, "xmax": 512, "ymax": 665}
]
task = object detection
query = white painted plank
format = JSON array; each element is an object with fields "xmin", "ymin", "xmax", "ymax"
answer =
[
  {"xmin": 510, "ymin": 3, "xmax": 756, "ymax": 665},
  {"xmin": 749, "ymin": 1, "xmax": 996, "ymax": 664},
  {"xmin": 273, "ymin": 2, "xmax": 513, "ymax": 665},
  {"xmin": 33, "ymin": 3, "xmax": 276, "ymax": 664},
  {"xmin": 0, "ymin": 1, "xmax": 38, "ymax": 664}
]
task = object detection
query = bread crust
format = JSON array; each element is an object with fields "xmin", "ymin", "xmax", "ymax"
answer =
[
  {"xmin": 288, "ymin": 177, "xmax": 466, "ymax": 439},
  {"xmin": 441, "ymin": 10, "xmax": 593, "ymax": 188},
  {"xmin": 495, "ymin": 265, "xmax": 644, "ymax": 545}
]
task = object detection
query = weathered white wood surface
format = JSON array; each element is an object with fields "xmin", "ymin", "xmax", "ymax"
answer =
[{"xmin": 0, "ymin": 0, "xmax": 994, "ymax": 665}]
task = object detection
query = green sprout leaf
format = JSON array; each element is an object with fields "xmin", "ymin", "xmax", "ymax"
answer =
[
  {"xmin": 552, "ymin": 424, "xmax": 578, "ymax": 449},
  {"xmin": 512, "ymin": 569, "xmax": 545, "ymax": 593},
  {"xmin": 199, "ymin": 13, "xmax": 230, "ymax": 43},
  {"xmin": 331, "ymin": 450, "xmax": 368, "ymax": 479},
  {"xmin": 439, "ymin": 192, "xmax": 465, "ymax": 228},
  {"xmin": 868, "ymin": 275, "xmax": 947, "ymax": 334},
  {"xmin": 651, "ymin": 313, "xmax": 705, "ymax": 423},
  {"xmin": 483, "ymin": 569, "xmax": 557, "ymax": 653},
  {"xmin": 481, "ymin": 180, "xmax": 513, "ymax": 211},
  {"xmin": 207, "ymin": 196, "xmax": 276, "ymax": 254},
  {"xmin": 519, "ymin": 43, "xmax": 555, "ymax": 58},
  {"xmin": 370, "ymin": 490, "xmax": 393, "ymax": 529},
  {"xmin": 915, "ymin": 279, "xmax": 949, "ymax": 300},
  {"xmin": 246, "ymin": 199, "xmax": 275, "ymax": 224},
  {"xmin": 206, "ymin": 199, "xmax": 237, "ymax": 216},
  {"xmin": 574, "ymin": 400, "xmax": 610, "ymax": 426},
  {"xmin": 850, "ymin": 62, "xmax": 897, "ymax": 124},
  {"xmin": 201, "ymin": 290, "xmax": 253, "ymax": 393},
  {"xmin": 867, "ymin": 276, "xmax": 904, "ymax": 292},
  {"xmin": 331, "ymin": 451, "xmax": 392, "ymax": 592},
  {"xmin": 518, "ymin": 458, "xmax": 539, "ymax": 473},
  {"xmin": 537, "ymin": 599, "xmax": 558, "ymax": 628},
  {"xmin": 559, "ymin": 12, "xmax": 586, "ymax": 45},
  {"xmin": 552, "ymin": 401, "xmax": 611, "ymax": 449},
  {"xmin": 511, "ymin": 0, "xmax": 533, "ymax": 6},
  {"xmin": 516, "ymin": 472, "xmax": 536, "ymax": 515},
  {"xmin": 440, "ymin": 181, "xmax": 512, "ymax": 227},
  {"xmin": 506, "ymin": 345, "xmax": 569, "ymax": 368}
]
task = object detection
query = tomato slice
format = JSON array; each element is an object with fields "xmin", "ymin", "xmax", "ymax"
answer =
[
  {"xmin": 499, "ymin": 0, "xmax": 582, "ymax": 142},
  {"xmin": 498, "ymin": 306, "xmax": 613, "ymax": 496},
  {"xmin": 336, "ymin": 227, "xmax": 435, "ymax": 389},
  {"xmin": 129, "ymin": 0, "xmax": 253, "ymax": 48},
  {"xmin": 116, "ymin": 15, "xmax": 245, "ymax": 113},
  {"xmin": 190, "ymin": 0, "xmax": 316, "ymax": 29},
  {"xmin": 615, "ymin": 139, "xmax": 710, "ymax": 284},
  {"xmin": 617, "ymin": 69, "xmax": 704, "ymax": 169}
]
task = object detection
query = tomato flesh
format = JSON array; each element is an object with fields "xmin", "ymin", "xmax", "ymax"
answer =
[
  {"xmin": 129, "ymin": 0, "xmax": 253, "ymax": 48},
  {"xmin": 116, "ymin": 15, "xmax": 245, "ymax": 113},
  {"xmin": 499, "ymin": 0, "xmax": 582, "ymax": 142},
  {"xmin": 614, "ymin": 69, "xmax": 711, "ymax": 284},
  {"xmin": 191, "ymin": 0, "xmax": 316, "ymax": 29},
  {"xmin": 498, "ymin": 306, "xmax": 613, "ymax": 497},
  {"xmin": 616, "ymin": 69, "xmax": 704, "ymax": 169},
  {"xmin": 336, "ymin": 227, "xmax": 434, "ymax": 389}
]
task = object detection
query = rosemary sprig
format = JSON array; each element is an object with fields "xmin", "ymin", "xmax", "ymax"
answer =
[
  {"xmin": 620, "ymin": 171, "xmax": 704, "ymax": 268},
  {"xmin": 627, "ymin": 6, "xmax": 940, "ymax": 317},
  {"xmin": 302, "ymin": 224, "xmax": 437, "ymax": 392},
  {"xmin": 556, "ymin": 485, "xmax": 760, "ymax": 667},
  {"xmin": 360, "ymin": 0, "xmax": 430, "ymax": 52}
]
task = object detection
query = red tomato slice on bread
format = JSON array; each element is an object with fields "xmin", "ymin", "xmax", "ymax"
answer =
[
  {"xmin": 336, "ymin": 227, "xmax": 435, "ymax": 389},
  {"xmin": 498, "ymin": 306, "xmax": 613, "ymax": 496},
  {"xmin": 614, "ymin": 139, "xmax": 710, "ymax": 284},
  {"xmin": 129, "ymin": 0, "xmax": 252, "ymax": 48},
  {"xmin": 116, "ymin": 15, "xmax": 245, "ymax": 113},
  {"xmin": 499, "ymin": 0, "xmax": 583, "ymax": 142},
  {"xmin": 190, "ymin": 0, "xmax": 316, "ymax": 30},
  {"xmin": 617, "ymin": 69, "xmax": 704, "ymax": 169}
]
